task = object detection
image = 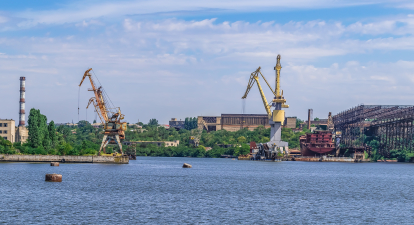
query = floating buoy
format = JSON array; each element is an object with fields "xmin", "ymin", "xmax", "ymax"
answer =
[
  {"xmin": 50, "ymin": 162, "xmax": 59, "ymax": 166},
  {"xmin": 45, "ymin": 174, "xmax": 62, "ymax": 182},
  {"xmin": 183, "ymin": 163, "xmax": 192, "ymax": 168}
]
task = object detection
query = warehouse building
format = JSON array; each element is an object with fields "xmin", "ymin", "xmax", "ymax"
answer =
[
  {"xmin": 198, "ymin": 114, "xmax": 270, "ymax": 132},
  {"xmin": 0, "ymin": 119, "xmax": 16, "ymax": 142}
]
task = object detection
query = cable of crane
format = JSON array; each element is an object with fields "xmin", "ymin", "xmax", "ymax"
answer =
[
  {"xmin": 78, "ymin": 86, "xmax": 80, "ymax": 123},
  {"xmin": 91, "ymin": 69, "xmax": 116, "ymax": 111}
]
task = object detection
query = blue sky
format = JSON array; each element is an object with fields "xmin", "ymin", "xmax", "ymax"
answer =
[{"xmin": 2, "ymin": 0, "xmax": 414, "ymax": 124}]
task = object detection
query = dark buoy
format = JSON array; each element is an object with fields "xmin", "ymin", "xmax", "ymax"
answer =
[
  {"xmin": 45, "ymin": 174, "xmax": 62, "ymax": 182},
  {"xmin": 183, "ymin": 163, "xmax": 192, "ymax": 168},
  {"xmin": 50, "ymin": 162, "xmax": 59, "ymax": 166}
]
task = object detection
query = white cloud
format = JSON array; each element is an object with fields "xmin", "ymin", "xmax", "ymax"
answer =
[
  {"xmin": 4, "ymin": 11, "xmax": 414, "ymax": 122},
  {"xmin": 13, "ymin": 0, "xmax": 380, "ymax": 27},
  {"xmin": 0, "ymin": 15, "xmax": 8, "ymax": 23}
]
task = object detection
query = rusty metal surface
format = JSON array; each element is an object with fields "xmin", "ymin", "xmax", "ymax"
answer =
[
  {"xmin": 45, "ymin": 174, "xmax": 62, "ymax": 182},
  {"xmin": 333, "ymin": 105, "xmax": 414, "ymax": 157}
]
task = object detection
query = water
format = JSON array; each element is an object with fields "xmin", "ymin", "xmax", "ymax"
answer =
[{"xmin": 1, "ymin": 158, "xmax": 414, "ymax": 224}]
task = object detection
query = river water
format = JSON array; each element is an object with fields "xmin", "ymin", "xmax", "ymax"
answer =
[{"xmin": 1, "ymin": 158, "xmax": 414, "ymax": 224}]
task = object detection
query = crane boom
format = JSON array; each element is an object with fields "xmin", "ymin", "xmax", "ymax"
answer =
[
  {"xmin": 79, "ymin": 68, "xmax": 109, "ymax": 122},
  {"xmin": 242, "ymin": 67, "xmax": 272, "ymax": 118}
]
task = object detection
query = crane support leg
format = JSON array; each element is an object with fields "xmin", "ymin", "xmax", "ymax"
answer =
[
  {"xmin": 99, "ymin": 134, "xmax": 108, "ymax": 156},
  {"xmin": 102, "ymin": 139, "xmax": 110, "ymax": 153},
  {"xmin": 115, "ymin": 134, "xmax": 123, "ymax": 155}
]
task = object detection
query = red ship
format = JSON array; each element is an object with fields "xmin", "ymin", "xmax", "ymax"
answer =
[{"xmin": 300, "ymin": 131, "xmax": 335, "ymax": 156}]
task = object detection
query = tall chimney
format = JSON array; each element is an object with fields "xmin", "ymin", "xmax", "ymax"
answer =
[
  {"xmin": 19, "ymin": 77, "xmax": 26, "ymax": 126},
  {"xmin": 308, "ymin": 109, "xmax": 311, "ymax": 130}
]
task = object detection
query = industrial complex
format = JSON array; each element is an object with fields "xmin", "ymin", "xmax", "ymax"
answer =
[{"xmin": 2, "ymin": 54, "xmax": 414, "ymax": 163}]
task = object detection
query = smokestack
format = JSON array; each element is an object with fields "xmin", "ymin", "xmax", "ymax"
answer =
[
  {"xmin": 308, "ymin": 109, "xmax": 311, "ymax": 129},
  {"xmin": 19, "ymin": 77, "xmax": 26, "ymax": 126}
]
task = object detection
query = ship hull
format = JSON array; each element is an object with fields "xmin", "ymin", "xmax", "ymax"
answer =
[
  {"xmin": 299, "ymin": 131, "xmax": 335, "ymax": 156},
  {"xmin": 301, "ymin": 145, "xmax": 335, "ymax": 156}
]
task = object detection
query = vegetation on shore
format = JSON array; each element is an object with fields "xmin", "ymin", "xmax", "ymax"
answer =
[
  {"xmin": 0, "ymin": 108, "xmax": 310, "ymax": 157},
  {"xmin": 2, "ymin": 108, "xmax": 411, "ymax": 161}
]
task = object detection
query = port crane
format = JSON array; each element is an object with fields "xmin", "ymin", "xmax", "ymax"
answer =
[
  {"xmin": 242, "ymin": 55, "xmax": 288, "ymax": 147},
  {"xmin": 79, "ymin": 68, "xmax": 127, "ymax": 155}
]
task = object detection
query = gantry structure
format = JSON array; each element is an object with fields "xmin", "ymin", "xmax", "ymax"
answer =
[{"xmin": 333, "ymin": 105, "xmax": 414, "ymax": 157}]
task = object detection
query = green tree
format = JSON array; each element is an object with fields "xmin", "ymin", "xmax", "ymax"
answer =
[
  {"xmin": 148, "ymin": 118, "xmax": 158, "ymax": 127},
  {"xmin": 48, "ymin": 121, "xmax": 57, "ymax": 148},
  {"xmin": 237, "ymin": 136, "xmax": 247, "ymax": 143},
  {"xmin": 239, "ymin": 144, "xmax": 250, "ymax": 155},
  {"xmin": 28, "ymin": 108, "xmax": 42, "ymax": 148},
  {"xmin": 261, "ymin": 137, "xmax": 270, "ymax": 143},
  {"xmin": 184, "ymin": 117, "xmax": 189, "ymax": 130},
  {"xmin": 39, "ymin": 114, "xmax": 49, "ymax": 149},
  {"xmin": 192, "ymin": 117, "xmax": 197, "ymax": 130},
  {"xmin": 296, "ymin": 118, "xmax": 303, "ymax": 128}
]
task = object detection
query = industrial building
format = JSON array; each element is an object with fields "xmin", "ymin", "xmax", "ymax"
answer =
[
  {"xmin": 169, "ymin": 118, "xmax": 185, "ymax": 129},
  {"xmin": 333, "ymin": 105, "xmax": 414, "ymax": 157},
  {"xmin": 0, "ymin": 119, "xmax": 16, "ymax": 142},
  {"xmin": 196, "ymin": 114, "xmax": 297, "ymax": 132},
  {"xmin": 124, "ymin": 140, "xmax": 180, "ymax": 147},
  {"xmin": 283, "ymin": 117, "xmax": 296, "ymax": 129},
  {"xmin": 197, "ymin": 114, "xmax": 270, "ymax": 132}
]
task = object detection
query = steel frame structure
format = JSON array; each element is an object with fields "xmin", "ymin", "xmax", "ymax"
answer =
[{"xmin": 333, "ymin": 105, "xmax": 414, "ymax": 157}]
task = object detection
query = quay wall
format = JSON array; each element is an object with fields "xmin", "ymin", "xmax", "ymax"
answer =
[
  {"xmin": 0, "ymin": 154, "xmax": 129, "ymax": 164},
  {"xmin": 294, "ymin": 157, "xmax": 369, "ymax": 162}
]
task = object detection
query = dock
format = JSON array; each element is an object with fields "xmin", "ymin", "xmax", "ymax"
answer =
[
  {"xmin": 0, "ymin": 154, "xmax": 129, "ymax": 164},
  {"xmin": 294, "ymin": 156, "xmax": 370, "ymax": 162}
]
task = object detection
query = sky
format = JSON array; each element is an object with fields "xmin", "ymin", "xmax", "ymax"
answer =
[{"xmin": 2, "ymin": 0, "xmax": 414, "ymax": 124}]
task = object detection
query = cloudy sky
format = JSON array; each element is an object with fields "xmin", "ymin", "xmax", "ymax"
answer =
[{"xmin": 2, "ymin": 0, "xmax": 414, "ymax": 124}]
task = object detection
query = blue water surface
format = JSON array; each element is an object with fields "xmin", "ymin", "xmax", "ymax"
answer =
[{"xmin": 1, "ymin": 157, "xmax": 414, "ymax": 224}]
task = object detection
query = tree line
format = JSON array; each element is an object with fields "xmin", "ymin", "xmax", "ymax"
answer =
[{"xmin": 1, "ymin": 108, "xmax": 308, "ymax": 158}]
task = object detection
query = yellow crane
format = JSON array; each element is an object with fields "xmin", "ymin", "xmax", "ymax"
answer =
[
  {"xmin": 79, "ymin": 68, "xmax": 127, "ymax": 156},
  {"xmin": 242, "ymin": 54, "xmax": 289, "ymax": 146},
  {"xmin": 242, "ymin": 67, "xmax": 275, "ymax": 119}
]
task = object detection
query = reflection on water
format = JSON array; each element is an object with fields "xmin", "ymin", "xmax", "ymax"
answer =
[{"xmin": 1, "ymin": 158, "xmax": 414, "ymax": 224}]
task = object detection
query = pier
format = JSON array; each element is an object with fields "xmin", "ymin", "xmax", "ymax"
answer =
[{"xmin": 0, "ymin": 154, "xmax": 129, "ymax": 164}]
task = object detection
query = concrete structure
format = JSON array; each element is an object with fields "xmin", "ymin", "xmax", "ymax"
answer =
[
  {"xmin": 128, "ymin": 124, "xmax": 142, "ymax": 129},
  {"xmin": 302, "ymin": 119, "xmax": 328, "ymax": 130},
  {"xmin": 159, "ymin": 124, "xmax": 170, "ymax": 129},
  {"xmin": 15, "ymin": 126, "xmax": 28, "ymax": 143},
  {"xmin": 283, "ymin": 117, "xmax": 296, "ymax": 129},
  {"xmin": 124, "ymin": 140, "xmax": 180, "ymax": 147},
  {"xmin": 91, "ymin": 122, "xmax": 103, "ymax": 128},
  {"xmin": 13, "ymin": 77, "xmax": 29, "ymax": 143},
  {"xmin": 0, "ymin": 119, "xmax": 15, "ymax": 143},
  {"xmin": 0, "ymin": 154, "xmax": 129, "ymax": 164},
  {"xmin": 169, "ymin": 118, "xmax": 185, "ymax": 130},
  {"xmin": 19, "ymin": 77, "xmax": 26, "ymax": 126},
  {"xmin": 198, "ymin": 114, "xmax": 270, "ymax": 132}
]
